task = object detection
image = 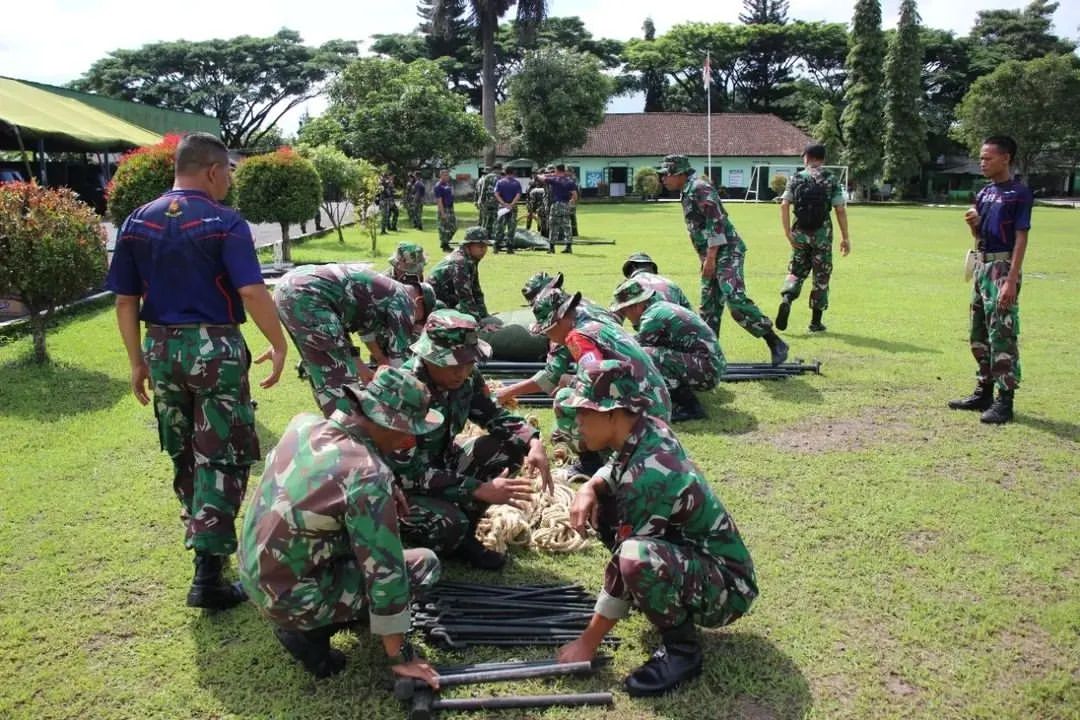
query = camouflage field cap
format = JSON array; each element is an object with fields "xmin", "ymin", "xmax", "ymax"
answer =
[
  {"xmin": 344, "ymin": 367, "xmax": 445, "ymax": 434},
  {"xmin": 555, "ymin": 359, "xmax": 651, "ymax": 414},
  {"xmin": 610, "ymin": 277, "xmax": 656, "ymax": 312},
  {"xmin": 390, "ymin": 242, "xmax": 427, "ymax": 276},
  {"xmin": 410, "ymin": 309, "xmax": 492, "ymax": 367},
  {"xmin": 621, "ymin": 252, "xmax": 659, "ymax": 278},
  {"xmin": 529, "ymin": 287, "xmax": 581, "ymax": 334},
  {"xmin": 658, "ymin": 154, "xmax": 693, "ymax": 176},
  {"xmin": 462, "ymin": 226, "xmax": 494, "ymax": 246},
  {"xmin": 520, "ymin": 271, "xmax": 564, "ymax": 303}
]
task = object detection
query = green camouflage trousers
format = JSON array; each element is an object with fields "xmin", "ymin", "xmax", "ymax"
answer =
[
  {"xmin": 644, "ymin": 346, "xmax": 725, "ymax": 391},
  {"xmin": 700, "ymin": 239, "xmax": 773, "ymax": 338},
  {"xmin": 782, "ymin": 227, "xmax": 833, "ymax": 310},
  {"xmin": 549, "ymin": 202, "xmax": 572, "ymax": 248},
  {"xmin": 143, "ymin": 326, "xmax": 259, "ymax": 555},
  {"xmin": 607, "ymin": 536, "xmax": 752, "ymax": 630},
  {"xmin": 274, "ymin": 283, "xmax": 360, "ymax": 418},
  {"xmin": 479, "ymin": 200, "xmax": 499, "ymax": 237},
  {"xmin": 494, "ymin": 206, "xmax": 518, "ymax": 249},
  {"xmin": 570, "ymin": 203, "xmax": 578, "ymax": 237},
  {"xmin": 406, "ymin": 198, "xmax": 423, "ymax": 228},
  {"xmin": 399, "ymin": 434, "xmax": 529, "ymax": 553},
  {"xmin": 439, "ymin": 208, "xmax": 457, "ymax": 248},
  {"xmin": 970, "ymin": 259, "xmax": 1021, "ymax": 391}
]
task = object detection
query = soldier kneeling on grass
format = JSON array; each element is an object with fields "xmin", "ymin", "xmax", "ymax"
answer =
[
  {"xmin": 237, "ymin": 367, "xmax": 443, "ymax": 688},
  {"xmin": 554, "ymin": 360, "xmax": 757, "ymax": 697}
]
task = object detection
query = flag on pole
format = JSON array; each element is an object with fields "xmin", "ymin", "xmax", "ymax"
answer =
[{"xmin": 703, "ymin": 52, "xmax": 712, "ymax": 89}]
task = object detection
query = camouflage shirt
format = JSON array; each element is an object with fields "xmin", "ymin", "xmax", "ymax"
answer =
[
  {"xmin": 679, "ymin": 172, "xmax": 740, "ymax": 257},
  {"xmin": 277, "ymin": 264, "xmax": 416, "ymax": 362},
  {"xmin": 395, "ymin": 357, "xmax": 539, "ymax": 503},
  {"xmin": 637, "ymin": 299, "xmax": 722, "ymax": 361},
  {"xmin": 429, "ymin": 248, "xmax": 489, "ymax": 321},
  {"xmin": 598, "ymin": 414, "xmax": 757, "ymax": 615},
  {"xmin": 477, "ymin": 172, "xmax": 500, "ymax": 205},
  {"xmin": 628, "ymin": 269, "xmax": 693, "ymax": 310},
  {"xmin": 238, "ymin": 411, "xmax": 416, "ymax": 635},
  {"xmin": 532, "ymin": 298, "xmax": 621, "ymax": 394}
]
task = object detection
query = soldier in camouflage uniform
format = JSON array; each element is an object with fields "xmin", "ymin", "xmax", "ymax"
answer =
[
  {"xmin": 612, "ymin": 278, "xmax": 725, "ymax": 422},
  {"xmin": 434, "ymin": 169, "xmax": 457, "ymax": 251},
  {"xmin": 658, "ymin": 154, "xmax": 789, "ymax": 366},
  {"xmin": 274, "ymin": 264, "xmax": 426, "ymax": 417},
  {"xmin": 542, "ymin": 164, "xmax": 578, "ymax": 254},
  {"xmin": 475, "ymin": 164, "xmax": 501, "ymax": 238},
  {"xmin": 777, "ymin": 143, "xmax": 851, "ymax": 333},
  {"xmin": 620, "ymin": 252, "xmax": 693, "ymax": 310},
  {"xmin": 394, "ymin": 310, "xmax": 553, "ymax": 569},
  {"xmin": 554, "ymin": 360, "xmax": 757, "ymax": 698},
  {"xmin": 238, "ymin": 367, "xmax": 443, "ymax": 684},
  {"xmin": 106, "ymin": 132, "xmax": 289, "ymax": 611},
  {"xmin": 525, "ymin": 175, "xmax": 547, "ymax": 234},
  {"xmin": 428, "ymin": 227, "xmax": 499, "ymax": 326}
]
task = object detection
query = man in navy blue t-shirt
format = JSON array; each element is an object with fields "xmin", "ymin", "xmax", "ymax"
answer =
[
  {"xmin": 543, "ymin": 164, "xmax": 578, "ymax": 254},
  {"xmin": 493, "ymin": 166, "xmax": 522, "ymax": 254},
  {"xmin": 106, "ymin": 132, "xmax": 288, "ymax": 609},
  {"xmin": 949, "ymin": 135, "xmax": 1032, "ymax": 424}
]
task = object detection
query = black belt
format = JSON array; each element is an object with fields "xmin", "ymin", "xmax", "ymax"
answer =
[{"xmin": 978, "ymin": 251, "xmax": 1011, "ymax": 263}]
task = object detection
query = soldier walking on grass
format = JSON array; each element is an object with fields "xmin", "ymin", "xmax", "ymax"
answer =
[
  {"xmin": 554, "ymin": 361, "xmax": 757, "ymax": 697},
  {"xmin": 948, "ymin": 135, "xmax": 1032, "ymax": 425},
  {"xmin": 776, "ymin": 143, "xmax": 851, "ymax": 333},
  {"xmin": 238, "ymin": 367, "xmax": 443, "ymax": 685},
  {"xmin": 106, "ymin": 132, "xmax": 288, "ymax": 611},
  {"xmin": 658, "ymin": 154, "xmax": 789, "ymax": 366}
]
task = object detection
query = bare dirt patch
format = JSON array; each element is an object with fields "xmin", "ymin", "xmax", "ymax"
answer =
[
  {"xmin": 903, "ymin": 530, "xmax": 939, "ymax": 554},
  {"xmin": 756, "ymin": 407, "xmax": 920, "ymax": 454}
]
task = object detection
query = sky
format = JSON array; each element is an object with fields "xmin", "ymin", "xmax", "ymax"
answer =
[{"xmin": 2, "ymin": 0, "xmax": 1078, "ymax": 129}]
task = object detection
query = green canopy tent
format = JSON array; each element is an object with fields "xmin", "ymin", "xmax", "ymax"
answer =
[{"xmin": 0, "ymin": 77, "xmax": 162, "ymax": 183}]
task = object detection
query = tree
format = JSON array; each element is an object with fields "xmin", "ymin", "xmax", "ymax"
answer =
[
  {"xmin": 106, "ymin": 135, "xmax": 180, "ymax": 224},
  {"xmin": 740, "ymin": 0, "xmax": 789, "ymax": 24},
  {"xmin": 234, "ymin": 148, "xmax": 322, "ymax": 264},
  {"xmin": 305, "ymin": 58, "xmax": 488, "ymax": 173},
  {"xmin": 297, "ymin": 145, "xmax": 367, "ymax": 244},
  {"xmin": 840, "ymin": 0, "xmax": 886, "ymax": 198},
  {"xmin": 640, "ymin": 19, "xmax": 666, "ymax": 112},
  {"xmin": 505, "ymin": 48, "xmax": 613, "ymax": 163},
  {"xmin": 968, "ymin": 0, "xmax": 1076, "ymax": 76},
  {"xmin": 882, "ymin": 0, "xmax": 928, "ymax": 197},
  {"xmin": 73, "ymin": 30, "xmax": 357, "ymax": 149},
  {"xmin": 920, "ymin": 28, "xmax": 974, "ymax": 159},
  {"xmin": 428, "ymin": 0, "xmax": 548, "ymax": 167},
  {"xmin": 0, "ymin": 183, "xmax": 107, "ymax": 364},
  {"xmin": 813, "ymin": 103, "xmax": 845, "ymax": 164},
  {"xmin": 954, "ymin": 54, "xmax": 1080, "ymax": 177},
  {"xmin": 633, "ymin": 167, "xmax": 660, "ymax": 200}
]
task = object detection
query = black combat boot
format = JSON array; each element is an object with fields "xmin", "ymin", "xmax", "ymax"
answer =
[
  {"xmin": 775, "ymin": 295, "xmax": 792, "ymax": 331},
  {"xmin": 670, "ymin": 385, "xmax": 705, "ymax": 422},
  {"xmin": 562, "ymin": 244, "xmax": 573, "ymax": 254},
  {"xmin": 808, "ymin": 308, "xmax": 826, "ymax": 332},
  {"xmin": 455, "ymin": 535, "xmax": 507, "ymax": 571},
  {"xmin": 980, "ymin": 389, "xmax": 1014, "ymax": 424},
  {"xmin": 273, "ymin": 624, "xmax": 347, "ymax": 678},
  {"xmin": 624, "ymin": 621, "xmax": 704, "ymax": 697},
  {"xmin": 186, "ymin": 553, "xmax": 248, "ymax": 610},
  {"xmin": 764, "ymin": 332, "xmax": 789, "ymax": 366},
  {"xmin": 948, "ymin": 381, "xmax": 994, "ymax": 412}
]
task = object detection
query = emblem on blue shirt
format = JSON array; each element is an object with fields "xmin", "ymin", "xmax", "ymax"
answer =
[{"xmin": 165, "ymin": 199, "xmax": 182, "ymax": 218}]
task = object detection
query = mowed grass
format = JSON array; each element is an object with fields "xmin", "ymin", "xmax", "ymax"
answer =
[{"xmin": 1, "ymin": 201, "xmax": 1078, "ymax": 720}]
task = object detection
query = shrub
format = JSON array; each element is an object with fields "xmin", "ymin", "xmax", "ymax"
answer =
[
  {"xmin": 634, "ymin": 167, "xmax": 660, "ymax": 200},
  {"xmin": 297, "ymin": 144, "xmax": 367, "ymax": 244},
  {"xmin": 770, "ymin": 173, "xmax": 789, "ymax": 197},
  {"xmin": 106, "ymin": 135, "xmax": 181, "ymax": 223},
  {"xmin": 234, "ymin": 148, "xmax": 322, "ymax": 264},
  {"xmin": 0, "ymin": 183, "xmax": 107, "ymax": 363},
  {"xmin": 345, "ymin": 159, "xmax": 385, "ymax": 254}
]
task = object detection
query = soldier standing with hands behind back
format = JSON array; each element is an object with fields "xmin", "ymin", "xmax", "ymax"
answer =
[{"xmin": 106, "ymin": 132, "xmax": 288, "ymax": 610}]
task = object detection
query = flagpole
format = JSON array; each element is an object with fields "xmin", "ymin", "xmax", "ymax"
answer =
[{"xmin": 706, "ymin": 51, "xmax": 712, "ymax": 184}]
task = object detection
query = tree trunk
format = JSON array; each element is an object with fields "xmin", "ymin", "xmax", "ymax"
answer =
[
  {"xmin": 280, "ymin": 222, "xmax": 292, "ymax": 263},
  {"xmin": 481, "ymin": 9, "xmax": 497, "ymax": 168},
  {"xmin": 29, "ymin": 311, "xmax": 48, "ymax": 364}
]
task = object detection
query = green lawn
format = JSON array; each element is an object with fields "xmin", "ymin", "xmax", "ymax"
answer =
[{"xmin": 1, "ymin": 202, "xmax": 1078, "ymax": 720}]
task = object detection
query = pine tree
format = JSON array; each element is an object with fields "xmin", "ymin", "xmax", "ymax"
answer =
[
  {"xmin": 814, "ymin": 104, "xmax": 845, "ymax": 165},
  {"xmin": 840, "ymin": 0, "xmax": 886, "ymax": 198},
  {"xmin": 882, "ymin": 0, "xmax": 927, "ymax": 197},
  {"xmin": 739, "ymin": 0, "xmax": 789, "ymax": 24}
]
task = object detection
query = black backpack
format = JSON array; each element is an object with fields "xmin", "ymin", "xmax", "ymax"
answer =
[{"xmin": 792, "ymin": 172, "xmax": 830, "ymax": 232}]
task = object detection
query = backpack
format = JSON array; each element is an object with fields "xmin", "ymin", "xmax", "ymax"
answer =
[{"xmin": 792, "ymin": 171, "xmax": 830, "ymax": 232}]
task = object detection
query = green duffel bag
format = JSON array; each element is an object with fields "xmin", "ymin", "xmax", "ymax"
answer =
[{"xmin": 479, "ymin": 308, "xmax": 549, "ymax": 361}]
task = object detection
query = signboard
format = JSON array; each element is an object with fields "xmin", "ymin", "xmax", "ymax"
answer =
[
  {"xmin": 727, "ymin": 169, "xmax": 744, "ymax": 187},
  {"xmin": 585, "ymin": 170, "xmax": 603, "ymax": 189}
]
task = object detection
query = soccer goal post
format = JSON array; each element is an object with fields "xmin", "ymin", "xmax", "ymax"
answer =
[{"xmin": 744, "ymin": 164, "xmax": 850, "ymax": 202}]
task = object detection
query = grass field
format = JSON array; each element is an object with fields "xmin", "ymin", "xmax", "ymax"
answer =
[{"xmin": 1, "ymin": 201, "xmax": 1077, "ymax": 720}]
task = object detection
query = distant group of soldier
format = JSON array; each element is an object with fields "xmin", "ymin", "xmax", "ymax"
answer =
[{"xmin": 105, "ymin": 130, "xmax": 1030, "ymax": 701}]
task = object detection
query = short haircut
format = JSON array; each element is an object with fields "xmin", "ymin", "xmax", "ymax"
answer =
[
  {"xmin": 175, "ymin": 132, "xmax": 229, "ymax": 175},
  {"xmin": 804, "ymin": 143, "xmax": 827, "ymax": 161},
  {"xmin": 983, "ymin": 135, "xmax": 1018, "ymax": 162},
  {"xmin": 555, "ymin": 163, "xmax": 566, "ymax": 172},
  {"xmin": 506, "ymin": 166, "xmax": 515, "ymax": 174}
]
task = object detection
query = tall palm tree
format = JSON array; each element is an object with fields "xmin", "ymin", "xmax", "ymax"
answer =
[{"xmin": 429, "ymin": 0, "xmax": 548, "ymax": 166}]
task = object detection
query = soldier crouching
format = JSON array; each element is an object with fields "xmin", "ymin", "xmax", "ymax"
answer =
[{"xmin": 237, "ymin": 367, "xmax": 443, "ymax": 687}]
